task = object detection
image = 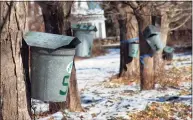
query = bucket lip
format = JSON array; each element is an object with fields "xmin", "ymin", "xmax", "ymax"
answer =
[
  {"xmin": 71, "ymin": 24, "xmax": 97, "ymax": 32},
  {"xmin": 163, "ymin": 46, "xmax": 175, "ymax": 53},
  {"xmin": 143, "ymin": 25, "xmax": 160, "ymax": 38},
  {"xmin": 73, "ymin": 30, "xmax": 94, "ymax": 34},
  {"xmin": 145, "ymin": 33, "xmax": 160, "ymax": 41},
  {"xmin": 56, "ymin": 47, "xmax": 76, "ymax": 50},
  {"xmin": 129, "ymin": 43, "xmax": 139, "ymax": 44},
  {"xmin": 31, "ymin": 47, "xmax": 76, "ymax": 56},
  {"xmin": 31, "ymin": 46, "xmax": 76, "ymax": 50}
]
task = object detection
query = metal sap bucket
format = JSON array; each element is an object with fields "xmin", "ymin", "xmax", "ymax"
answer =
[
  {"xmin": 143, "ymin": 25, "xmax": 164, "ymax": 52},
  {"xmin": 24, "ymin": 31, "xmax": 81, "ymax": 102},
  {"xmin": 162, "ymin": 46, "xmax": 175, "ymax": 61},
  {"xmin": 129, "ymin": 43, "xmax": 139, "ymax": 58},
  {"xmin": 74, "ymin": 31, "xmax": 94, "ymax": 57},
  {"xmin": 72, "ymin": 24, "xmax": 97, "ymax": 57}
]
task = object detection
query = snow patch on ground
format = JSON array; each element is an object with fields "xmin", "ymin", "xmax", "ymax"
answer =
[
  {"xmin": 31, "ymin": 99, "xmax": 49, "ymax": 114},
  {"xmin": 165, "ymin": 51, "xmax": 192, "ymax": 69},
  {"xmin": 33, "ymin": 48, "xmax": 192, "ymax": 120},
  {"xmin": 39, "ymin": 112, "xmax": 64, "ymax": 120},
  {"xmin": 75, "ymin": 49, "xmax": 120, "ymax": 90}
]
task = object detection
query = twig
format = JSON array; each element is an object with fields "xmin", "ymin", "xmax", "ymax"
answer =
[{"xmin": 169, "ymin": 15, "xmax": 191, "ymax": 31}]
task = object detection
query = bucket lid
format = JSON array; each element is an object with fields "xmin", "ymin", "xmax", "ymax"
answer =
[
  {"xmin": 23, "ymin": 31, "xmax": 81, "ymax": 49},
  {"xmin": 143, "ymin": 25, "xmax": 160, "ymax": 39},
  {"xmin": 163, "ymin": 46, "xmax": 175, "ymax": 53},
  {"xmin": 71, "ymin": 24, "xmax": 97, "ymax": 32}
]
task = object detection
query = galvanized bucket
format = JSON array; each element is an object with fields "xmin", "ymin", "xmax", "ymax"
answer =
[
  {"xmin": 74, "ymin": 31, "xmax": 94, "ymax": 57},
  {"xmin": 30, "ymin": 48, "xmax": 74, "ymax": 102},
  {"xmin": 129, "ymin": 43, "xmax": 139, "ymax": 57},
  {"xmin": 72, "ymin": 24, "xmax": 97, "ymax": 57},
  {"xmin": 24, "ymin": 31, "xmax": 81, "ymax": 102},
  {"xmin": 143, "ymin": 25, "xmax": 164, "ymax": 52},
  {"xmin": 162, "ymin": 46, "xmax": 175, "ymax": 61},
  {"xmin": 146, "ymin": 33, "xmax": 164, "ymax": 52}
]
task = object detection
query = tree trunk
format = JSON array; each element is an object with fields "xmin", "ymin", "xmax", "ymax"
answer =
[
  {"xmin": 38, "ymin": 1, "xmax": 83, "ymax": 113},
  {"xmin": 39, "ymin": 2, "xmax": 72, "ymax": 35},
  {"xmin": 0, "ymin": 2, "xmax": 31, "ymax": 120},
  {"xmin": 119, "ymin": 14, "xmax": 139, "ymax": 81},
  {"xmin": 135, "ymin": 8, "xmax": 155, "ymax": 90},
  {"xmin": 119, "ymin": 19, "xmax": 128, "ymax": 77},
  {"xmin": 125, "ymin": 15, "xmax": 139, "ymax": 79},
  {"xmin": 160, "ymin": 13, "xmax": 169, "ymax": 47},
  {"xmin": 153, "ymin": 14, "xmax": 169, "ymax": 80},
  {"xmin": 65, "ymin": 62, "xmax": 83, "ymax": 112}
]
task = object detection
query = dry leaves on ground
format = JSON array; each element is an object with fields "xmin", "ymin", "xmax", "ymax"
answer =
[{"xmin": 129, "ymin": 102, "xmax": 192, "ymax": 120}]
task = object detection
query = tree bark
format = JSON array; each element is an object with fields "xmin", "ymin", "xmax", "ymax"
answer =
[
  {"xmin": 0, "ymin": 2, "xmax": 31, "ymax": 120},
  {"xmin": 119, "ymin": 19, "xmax": 128, "ymax": 77},
  {"xmin": 38, "ymin": 1, "xmax": 83, "ymax": 113},
  {"xmin": 125, "ymin": 15, "xmax": 139, "ymax": 79},
  {"xmin": 39, "ymin": 2, "xmax": 72, "ymax": 35},
  {"xmin": 153, "ymin": 13, "xmax": 169, "ymax": 79},
  {"xmin": 65, "ymin": 62, "xmax": 83, "ymax": 112},
  {"xmin": 135, "ymin": 7, "xmax": 155, "ymax": 90},
  {"xmin": 119, "ymin": 14, "xmax": 139, "ymax": 81},
  {"xmin": 160, "ymin": 13, "xmax": 169, "ymax": 47}
]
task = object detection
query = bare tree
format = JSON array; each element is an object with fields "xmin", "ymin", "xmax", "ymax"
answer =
[
  {"xmin": 103, "ymin": 1, "xmax": 192, "ymax": 90},
  {"xmin": 102, "ymin": 1, "xmax": 154, "ymax": 89},
  {"xmin": 102, "ymin": 2, "xmax": 139, "ymax": 81},
  {"xmin": 0, "ymin": 2, "xmax": 31, "ymax": 120},
  {"xmin": 37, "ymin": 1, "xmax": 83, "ymax": 113},
  {"xmin": 126, "ymin": 1, "xmax": 155, "ymax": 90},
  {"xmin": 148, "ymin": 1, "xmax": 192, "ymax": 74}
]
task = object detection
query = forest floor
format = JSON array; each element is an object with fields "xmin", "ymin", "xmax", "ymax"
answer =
[{"xmin": 32, "ymin": 48, "xmax": 192, "ymax": 120}]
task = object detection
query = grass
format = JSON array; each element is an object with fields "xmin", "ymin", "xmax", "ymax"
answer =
[
  {"xmin": 129, "ymin": 102, "xmax": 192, "ymax": 120},
  {"xmin": 155, "ymin": 62, "xmax": 191, "ymax": 88},
  {"xmin": 108, "ymin": 59, "xmax": 191, "ymax": 89},
  {"xmin": 92, "ymin": 39, "xmax": 108, "ymax": 57},
  {"xmin": 109, "ymin": 62, "xmax": 140, "ymax": 85}
]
